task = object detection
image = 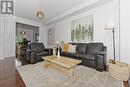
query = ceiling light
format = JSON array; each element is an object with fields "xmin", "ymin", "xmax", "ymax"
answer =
[
  {"xmin": 37, "ymin": 11, "xmax": 44, "ymax": 20},
  {"xmin": 20, "ymin": 31, "xmax": 26, "ymax": 35}
]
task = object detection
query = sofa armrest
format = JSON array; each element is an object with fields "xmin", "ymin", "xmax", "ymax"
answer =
[
  {"xmin": 95, "ymin": 55, "xmax": 104, "ymax": 72},
  {"xmin": 26, "ymin": 50, "xmax": 36, "ymax": 56},
  {"xmin": 103, "ymin": 46, "xmax": 107, "ymax": 52},
  {"xmin": 26, "ymin": 50, "xmax": 33, "ymax": 61},
  {"xmin": 30, "ymin": 52, "xmax": 37, "ymax": 64},
  {"xmin": 94, "ymin": 50, "xmax": 107, "ymax": 71},
  {"xmin": 26, "ymin": 50, "xmax": 37, "ymax": 64},
  {"xmin": 93, "ymin": 50, "xmax": 106, "ymax": 55}
]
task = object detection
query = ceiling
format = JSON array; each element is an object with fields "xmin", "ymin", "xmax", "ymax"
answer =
[
  {"xmin": 15, "ymin": 0, "xmax": 113, "ymax": 24},
  {"xmin": 15, "ymin": 0, "xmax": 88, "ymax": 22}
]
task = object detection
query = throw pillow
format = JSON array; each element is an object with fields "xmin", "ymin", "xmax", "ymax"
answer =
[
  {"xmin": 72, "ymin": 45, "xmax": 77, "ymax": 53},
  {"xmin": 71, "ymin": 45, "xmax": 76, "ymax": 53},
  {"xmin": 68, "ymin": 44, "xmax": 76, "ymax": 53},
  {"xmin": 62, "ymin": 43, "xmax": 69, "ymax": 52},
  {"xmin": 68, "ymin": 44, "xmax": 72, "ymax": 53}
]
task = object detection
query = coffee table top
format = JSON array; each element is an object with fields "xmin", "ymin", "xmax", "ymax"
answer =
[{"xmin": 43, "ymin": 56, "xmax": 81, "ymax": 69}]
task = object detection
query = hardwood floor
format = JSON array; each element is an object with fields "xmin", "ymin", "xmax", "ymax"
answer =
[
  {"xmin": 123, "ymin": 81, "xmax": 129, "ymax": 87},
  {"xmin": 15, "ymin": 57, "xmax": 28, "ymax": 87},
  {"xmin": 0, "ymin": 57, "xmax": 129, "ymax": 87},
  {"xmin": 15, "ymin": 69, "xmax": 26, "ymax": 87},
  {"xmin": 0, "ymin": 57, "xmax": 26, "ymax": 87}
]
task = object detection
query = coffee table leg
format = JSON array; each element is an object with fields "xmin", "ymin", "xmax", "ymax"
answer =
[{"xmin": 68, "ymin": 68, "xmax": 74, "ymax": 77}]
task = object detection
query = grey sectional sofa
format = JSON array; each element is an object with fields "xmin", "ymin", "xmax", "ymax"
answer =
[{"xmin": 61, "ymin": 43, "xmax": 107, "ymax": 72}]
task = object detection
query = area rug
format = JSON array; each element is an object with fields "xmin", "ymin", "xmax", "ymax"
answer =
[{"xmin": 17, "ymin": 62, "xmax": 123, "ymax": 87}]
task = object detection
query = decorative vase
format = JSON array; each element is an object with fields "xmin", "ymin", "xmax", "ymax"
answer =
[
  {"xmin": 57, "ymin": 48, "xmax": 60, "ymax": 59},
  {"xmin": 53, "ymin": 47, "xmax": 56, "ymax": 57}
]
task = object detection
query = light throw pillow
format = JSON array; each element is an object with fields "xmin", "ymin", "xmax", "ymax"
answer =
[
  {"xmin": 68, "ymin": 44, "xmax": 76, "ymax": 53},
  {"xmin": 68, "ymin": 44, "xmax": 73, "ymax": 53},
  {"xmin": 63, "ymin": 43, "xmax": 69, "ymax": 52},
  {"xmin": 71, "ymin": 45, "xmax": 76, "ymax": 53}
]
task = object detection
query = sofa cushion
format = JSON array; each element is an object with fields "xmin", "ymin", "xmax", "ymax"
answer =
[
  {"xmin": 80, "ymin": 59, "xmax": 95, "ymax": 68},
  {"xmin": 67, "ymin": 52, "xmax": 79, "ymax": 58},
  {"xmin": 86, "ymin": 43, "xmax": 103, "ymax": 54},
  {"xmin": 37, "ymin": 52, "xmax": 48, "ymax": 56},
  {"xmin": 77, "ymin": 43, "xmax": 87, "ymax": 54},
  {"xmin": 79, "ymin": 54, "xmax": 95, "ymax": 61},
  {"xmin": 61, "ymin": 52, "xmax": 79, "ymax": 58}
]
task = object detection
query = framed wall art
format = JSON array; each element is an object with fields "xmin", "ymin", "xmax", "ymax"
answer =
[
  {"xmin": 47, "ymin": 27, "xmax": 55, "ymax": 45},
  {"xmin": 71, "ymin": 15, "xmax": 94, "ymax": 42}
]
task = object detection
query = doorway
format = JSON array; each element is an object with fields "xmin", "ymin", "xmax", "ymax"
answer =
[{"xmin": 15, "ymin": 22, "xmax": 39, "ymax": 66}]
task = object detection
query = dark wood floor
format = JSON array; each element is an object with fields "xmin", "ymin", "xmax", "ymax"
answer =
[
  {"xmin": 123, "ymin": 81, "xmax": 129, "ymax": 87},
  {"xmin": 0, "ymin": 57, "xmax": 129, "ymax": 87},
  {"xmin": 15, "ymin": 69, "xmax": 26, "ymax": 87},
  {"xmin": 0, "ymin": 57, "xmax": 26, "ymax": 87},
  {"xmin": 15, "ymin": 56, "xmax": 28, "ymax": 87}
]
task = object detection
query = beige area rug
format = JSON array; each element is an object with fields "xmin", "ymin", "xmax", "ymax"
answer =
[{"xmin": 17, "ymin": 62, "xmax": 123, "ymax": 87}]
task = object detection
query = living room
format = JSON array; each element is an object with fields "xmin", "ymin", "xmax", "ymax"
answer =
[{"xmin": 0, "ymin": 0, "xmax": 130, "ymax": 87}]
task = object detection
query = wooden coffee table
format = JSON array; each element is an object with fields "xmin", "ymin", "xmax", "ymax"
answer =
[{"xmin": 42, "ymin": 56, "xmax": 81, "ymax": 77}]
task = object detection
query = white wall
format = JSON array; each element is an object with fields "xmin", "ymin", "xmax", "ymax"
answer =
[
  {"xmin": 0, "ymin": 17, "xmax": 4, "ymax": 58},
  {"xmin": 39, "ymin": 25, "xmax": 47, "ymax": 47},
  {"xmin": 119, "ymin": 0, "xmax": 130, "ymax": 82},
  {"xmin": 120, "ymin": 0, "xmax": 130, "ymax": 64},
  {"xmin": 46, "ymin": 0, "xmax": 119, "ymax": 61},
  {"xmin": 0, "ymin": 16, "xmax": 47, "ymax": 58},
  {"xmin": 0, "ymin": 15, "xmax": 15, "ymax": 57}
]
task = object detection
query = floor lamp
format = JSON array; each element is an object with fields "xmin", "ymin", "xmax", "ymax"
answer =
[
  {"xmin": 106, "ymin": 20, "xmax": 130, "ymax": 87},
  {"xmin": 105, "ymin": 19, "xmax": 116, "ymax": 61}
]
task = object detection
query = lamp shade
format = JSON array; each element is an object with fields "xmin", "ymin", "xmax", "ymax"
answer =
[
  {"xmin": 105, "ymin": 19, "xmax": 116, "ymax": 30},
  {"xmin": 56, "ymin": 41, "xmax": 59, "ymax": 44}
]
